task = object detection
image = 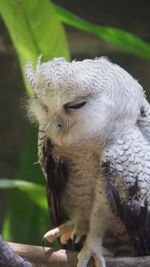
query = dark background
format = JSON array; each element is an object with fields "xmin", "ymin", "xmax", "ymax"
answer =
[{"xmin": 0, "ymin": 0, "xmax": 150, "ymax": 233}]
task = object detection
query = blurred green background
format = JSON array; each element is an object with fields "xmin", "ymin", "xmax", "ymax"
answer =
[{"xmin": 0, "ymin": 0, "xmax": 150, "ymax": 246}]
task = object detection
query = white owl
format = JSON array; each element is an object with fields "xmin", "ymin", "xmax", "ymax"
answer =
[{"xmin": 25, "ymin": 56, "xmax": 150, "ymax": 267}]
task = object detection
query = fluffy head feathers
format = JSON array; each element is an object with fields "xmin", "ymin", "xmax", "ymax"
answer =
[{"xmin": 25, "ymin": 57, "xmax": 145, "ymax": 146}]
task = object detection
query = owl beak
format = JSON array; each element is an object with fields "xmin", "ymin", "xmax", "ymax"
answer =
[
  {"xmin": 53, "ymin": 117, "xmax": 64, "ymax": 136},
  {"xmin": 50, "ymin": 117, "xmax": 66, "ymax": 145}
]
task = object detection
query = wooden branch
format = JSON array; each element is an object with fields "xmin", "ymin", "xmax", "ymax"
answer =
[{"xmin": 6, "ymin": 242, "xmax": 150, "ymax": 267}]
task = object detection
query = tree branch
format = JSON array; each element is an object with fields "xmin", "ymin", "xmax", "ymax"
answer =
[{"xmin": 6, "ymin": 242, "xmax": 150, "ymax": 267}]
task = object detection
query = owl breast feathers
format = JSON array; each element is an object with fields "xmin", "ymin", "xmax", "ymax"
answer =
[{"xmin": 25, "ymin": 57, "xmax": 150, "ymax": 267}]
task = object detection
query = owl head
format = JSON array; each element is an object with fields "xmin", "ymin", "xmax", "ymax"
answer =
[{"xmin": 25, "ymin": 56, "xmax": 144, "ymax": 146}]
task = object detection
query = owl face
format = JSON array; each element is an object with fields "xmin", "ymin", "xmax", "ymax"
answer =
[
  {"xmin": 29, "ymin": 89, "xmax": 114, "ymax": 146},
  {"xmin": 26, "ymin": 57, "xmax": 144, "ymax": 147}
]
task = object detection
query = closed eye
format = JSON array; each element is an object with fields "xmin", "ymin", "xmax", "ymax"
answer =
[{"xmin": 64, "ymin": 101, "xmax": 86, "ymax": 109}]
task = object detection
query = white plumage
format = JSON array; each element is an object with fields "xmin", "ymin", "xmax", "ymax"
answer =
[{"xmin": 25, "ymin": 57, "xmax": 150, "ymax": 267}]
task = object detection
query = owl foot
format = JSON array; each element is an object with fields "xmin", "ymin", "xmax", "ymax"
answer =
[
  {"xmin": 43, "ymin": 221, "xmax": 74, "ymax": 244},
  {"xmin": 77, "ymin": 241, "xmax": 106, "ymax": 267},
  {"xmin": 71, "ymin": 221, "xmax": 89, "ymax": 246},
  {"xmin": 93, "ymin": 254, "xmax": 106, "ymax": 267}
]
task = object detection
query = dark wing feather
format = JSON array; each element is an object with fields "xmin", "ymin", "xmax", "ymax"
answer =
[
  {"xmin": 42, "ymin": 138, "xmax": 68, "ymax": 227},
  {"xmin": 41, "ymin": 138, "xmax": 82, "ymax": 251},
  {"xmin": 102, "ymin": 160, "xmax": 150, "ymax": 256},
  {"xmin": 102, "ymin": 161, "xmax": 123, "ymax": 219}
]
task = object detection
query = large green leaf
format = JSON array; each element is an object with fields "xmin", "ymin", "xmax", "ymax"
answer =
[
  {"xmin": 2, "ymin": 126, "xmax": 50, "ymax": 245},
  {"xmin": 0, "ymin": 0, "xmax": 70, "ymax": 96},
  {"xmin": 55, "ymin": 4, "xmax": 150, "ymax": 60},
  {"xmin": 0, "ymin": 179, "xmax": 47, "ymax": 210}
]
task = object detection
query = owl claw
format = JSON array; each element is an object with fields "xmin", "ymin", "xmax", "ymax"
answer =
[
  {"xmin": 71, "ymin": 234, "xmax": 77, "ymax": 251},
  {"xmin": 77, "ymin": 241, "xmax": 106, "ymax": 267},
  {"xmin": 43, "ymin": 221, "xmax": 74, "ymax": 245},
  {"xmin": 43, "ymin": 220, "xmax": 88, "ymax": 252},
  {"xmin": 71, "ymin": 221, "xmax": 89, "ymax": 245},
  {"xmin": 43, "ymin": 227, "xmax": 60, "ymax": 243},
  {"xmin": 42, "ymin": 237, "xmax": 46, "ymax": 254},
  {"xmin": 60, "ymin": 232, "xmax": 72, "ymax": 245}
]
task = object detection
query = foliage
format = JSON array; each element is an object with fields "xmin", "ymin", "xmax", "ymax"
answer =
[
  {"xmin": 0, "ymin": 0, "xmax": 70, "ymax": 96},
  {"xmin": 0, "ymin": 178, "xmax": 46, "ymax": 209},
  {"xmin": 0, "ymin": 0, "xmax": 150, "ymax": 246},
  {"xmin": 54, "ymin": 4, "xmax": 150, "ymax": 61}
]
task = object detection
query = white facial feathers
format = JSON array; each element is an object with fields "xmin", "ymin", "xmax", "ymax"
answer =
[{"xmin": 25, "ymin": 56, "xmax": 145, "ymax": 145}]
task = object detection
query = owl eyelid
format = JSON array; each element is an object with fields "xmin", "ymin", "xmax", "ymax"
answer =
[{"xmin": 64, "ymin": 101, "xmax": 86, "ymax": 110}]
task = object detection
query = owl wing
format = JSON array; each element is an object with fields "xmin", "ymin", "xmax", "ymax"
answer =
[
  {"xmin": 102, "ymin": 128, "xmax": 150, "ymax": 256},
  {"xmin": 40, "ymin": 137, "xmax": 68, "ymax": 227}
]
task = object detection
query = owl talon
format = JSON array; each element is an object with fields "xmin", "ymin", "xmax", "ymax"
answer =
[
  {"xmin": 43, "ymin": 221, "xmax": 74, "ymax": 244},
  {"xmin": 42, "ymin": 237, "xmax": 46, "ymax": 254},
  {"xmin": 71, "ymin": 234, "xmax": 77, "ymax": 251},
  {"xmin": 60, "ymin": 231, "xmax": 72, "ymax": 245},
  {"xmin": 43, "ymin": 227, "xmax": 60, "ymax": 243},
  {"xmin": 77, "ymin": 241, "xmax": 106, "ymax": 267},
  {"xmin": 71, "ymin": 221, "xmax": 89, "ymax": 246}
]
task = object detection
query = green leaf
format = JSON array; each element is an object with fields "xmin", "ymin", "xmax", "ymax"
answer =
[
  {"xmin": 0, "ymin": 178, "xmax": 44, "ymax": 190},
  {"xmin": 0, "ymin": 179, "xmax": 47, "ymax": 210},
  {"xmin": 55, "ymin": 4, "xmax": 150, "ymax": 60},
  {"xmin": 0, "ymin": 0, "xmax": 70, "ymax": 97},
  {"xmin": 2, "ymin": 126, "xmax": 51, "ymax": 245}
]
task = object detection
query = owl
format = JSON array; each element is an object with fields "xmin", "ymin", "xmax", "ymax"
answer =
[{"xmin": 25, "ymin": 56, "xmax": 150, "ymax": 267}]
